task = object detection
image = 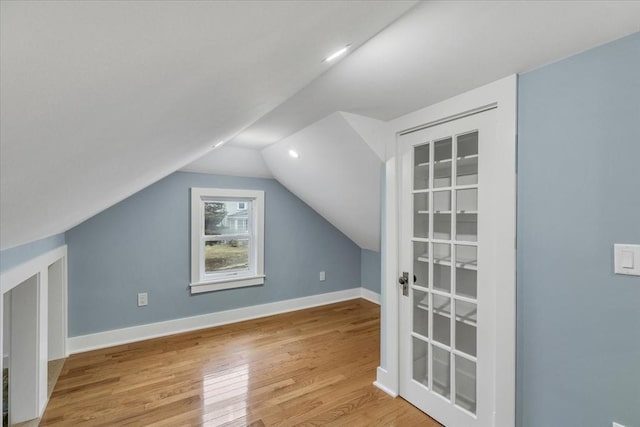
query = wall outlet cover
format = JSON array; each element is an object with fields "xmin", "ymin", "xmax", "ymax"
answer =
[
  {"xmin": 137, "ymin": 292, "xmax": 148, "ymax": 307},
  {"xmin": 319, "ymin": 271, "xmax": 326, "ymax": 281}
]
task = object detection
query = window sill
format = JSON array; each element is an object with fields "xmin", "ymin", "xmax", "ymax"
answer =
[{"xmin": 190, "ymin": 275, "xmax": 265, "ymax": 294}]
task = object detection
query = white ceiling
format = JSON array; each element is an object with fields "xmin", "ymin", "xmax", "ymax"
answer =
[
  {"xmin": 230, "ymin": 0, "xmax": 640, "ymax": 149},
  {"xmin": 0, "ymin": 0, "xmax": 415, "ymax": 250},
  {"xmin": 3, "ymin": 1, "xmax": 639, "ymax": 252}
]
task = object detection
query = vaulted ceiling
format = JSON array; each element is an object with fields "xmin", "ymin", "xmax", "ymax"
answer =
[
  {"xmin": 2, "ymin": 1, "xmax": 639, "ymax": 251},
  {"xmin": 0, "ymin": 0, "xmax": 415, "ymax": 250},
  {"xmin": 262, "ymin": 112, "xmax": 385, "ymax": 251},
  {"xmin": 230, "ymin": 0, "xmax": 640, "ymax": 148}
]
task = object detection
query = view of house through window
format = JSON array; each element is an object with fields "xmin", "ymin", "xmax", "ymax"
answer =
[{"xmin": 204, "ymin": 200, "xmax": 251, "ymax": 273}]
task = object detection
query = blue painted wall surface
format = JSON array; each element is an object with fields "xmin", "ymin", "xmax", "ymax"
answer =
[
  {"xmin": 361, "ymin": 249, "xmax": 381, "ymax": 293},
  {"xmin": 517, "ymin": 33, "xmax": 640, "ymax": 427},
  {"xmin": 66, "ymin": 172, "xmax": 361, "ymax": 337},
  {"xmin": 0, "ymin": 234, "xmax": 66, "ymax": 273}
]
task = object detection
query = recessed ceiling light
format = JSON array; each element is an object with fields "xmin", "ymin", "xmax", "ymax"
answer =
[
  {"xmin": 213, "ymin": 140, "xmax": 225, "ymax": 148},
  {"xmin": 324, "ymin": 45, "xmax": 350, "ymax": 62},
  {"xmin": 288, "ymin": 149, "xmax": 300, "ymax": 159}
]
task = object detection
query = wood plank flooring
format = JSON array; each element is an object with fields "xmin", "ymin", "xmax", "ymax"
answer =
[{"xmin": 40, "ymin": 299, "xmax": 440, "ymax": 426}]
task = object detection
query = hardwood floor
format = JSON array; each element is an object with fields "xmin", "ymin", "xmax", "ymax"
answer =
[{"xmin": 41, "ymin": 299, "xmax": 440, "ymax": 426}]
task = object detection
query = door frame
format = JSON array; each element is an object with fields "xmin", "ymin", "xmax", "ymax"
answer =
[
  {"xmin": 1, "ymin": 244, "xmax": 68, "ymax": 422},
  {"xmin": 375, "ymin": 75, "xmax": 517, "ymax": 426}
]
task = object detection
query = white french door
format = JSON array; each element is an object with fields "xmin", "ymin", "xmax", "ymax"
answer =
[{"xmin": 398, "ymin": 109, "xmax": 506, "ymax": 426}]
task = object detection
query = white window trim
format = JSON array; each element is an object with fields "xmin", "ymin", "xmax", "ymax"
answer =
[{"xmin": 190, "ymin": 187, "xmax": 265, "ymax": 294}]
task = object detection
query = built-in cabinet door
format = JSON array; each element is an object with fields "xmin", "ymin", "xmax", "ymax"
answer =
[{"xmin": 398, "ymin": 110, "xmax": 500, "ymax": 427}]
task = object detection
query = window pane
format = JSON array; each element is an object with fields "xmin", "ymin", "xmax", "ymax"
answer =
[
  {"xmin": 433, "ymin": 243, "xmax": 451, "ymax": 293},
  {"xmin": 434, "ymin": 213, "xmax": 451, "ymax": 240},
  {"xmin": 413, "ymin": 241, "xmax": 429, "ymax": 287},
  {"xmin": 456, "ymin": 132, "xmax": 478, "ymax": 186},
  {"xmin": 413, "ymin": 337, "xmax": 429, "ymax": 387},
  {"xmin": 414, "ymin": 144, "xmax": 430, "ymax": 190},
  {"xmin": 433, "ymin": 190, "xmax": 451, "ymax": 212},
  {"xmin": 456, "ymin": 245, "xmax": 477, "ymax": 270},
  {"xmin": 432, "ymin": 294, "xmax": 451, "ymax": 346},
  {"xmin": 413, "ymin": 193, "xmax": 429, "ymax": 238},
  {"xmin": 205, "ymin": 239, "xmax": 249, "ymax": 273},
  {"xmin": 432, "ymin": 346, "xmax": 451, "ymax": 399},
  {"xmin": 456, "ymin": 268, "xmax": 477, "ymax": 299},
  {"xmin": 455, "ymin": 356, "xmax": 476, "ymax": 414},
  {"xmin": 413, "ymin": 288, "xmax": 429, "ymax": 338},
  {"xmin": 204, "ymin": 201, "xmax": 250, "ymax": 236},
  {"xmin": 456, "ymin": 213, "xmax": 477, "ymax": 242},
  {"xmin": 456, "ymin": 188, "xmax": 477, "ymax": 212},
  {"xmin": 455, "ymin": 300, "xmax": 477, "ymax": 357},
  {"xmin": 434, "ymin": 138, "xmax": 452, "ymax": 188}
]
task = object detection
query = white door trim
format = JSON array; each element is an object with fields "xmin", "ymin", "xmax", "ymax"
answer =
[
  {"xmin": 376, "ymin": 75, "xmax": 517, "ymax": 426},
  {"xmin": 1, "ymin": 244, "xmax": 68, "ymax": 421}
]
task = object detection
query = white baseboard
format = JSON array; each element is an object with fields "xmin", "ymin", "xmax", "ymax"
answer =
[
  {"xmin": 374, "ymin": 366, "xmax": 398, "ymax": 397},
  {"xmin": 360, "ymin": 287, "xmax": 381, "ymax": 304},
  {"xmin": 68, "ymin": 287, "xmax": 380, "ymax": 354}
]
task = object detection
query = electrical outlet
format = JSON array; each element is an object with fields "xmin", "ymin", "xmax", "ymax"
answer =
[
  {"xmin": 137, "ymin": 292, "xmax": 148, "ymax": 307},
  {"xmin": 319, "ymin": 271, "xmax": 326, "ymax": 281}
]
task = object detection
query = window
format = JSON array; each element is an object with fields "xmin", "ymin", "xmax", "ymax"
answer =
[
  {"xmin": 236, "ymin": 218, "xmax": 248, "ymax": 232},
  {"xmin": 190, "ymin": 188, "xmax": 264, "ymax": 294}
]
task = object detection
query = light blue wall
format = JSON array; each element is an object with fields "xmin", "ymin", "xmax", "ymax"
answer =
[
  {"xmin": 517, "ymin": 33, "xmax": 640, "ymax": 427},
  {"xmin": 66, "ymin": 172, "xmax": 361, "ymax": 337},
  {"xmin": 361, "ymin": 249, "xmax": 381, "ymax": 293},
  {"xmin": 0, "ymin": 234, "xmax": 66, "ymax": 273},
  {"xmin": 360, "ymin": 163, "xmax": 384, "ymax": 296}
]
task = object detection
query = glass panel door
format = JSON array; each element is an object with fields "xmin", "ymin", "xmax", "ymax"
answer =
[
  {"xmin": 409, "ymin": 129, "xmax": 479, "ymax": 417},
  {"xmin": 398, "ymin": 109, "xmax": 504, "ymax": 427}
]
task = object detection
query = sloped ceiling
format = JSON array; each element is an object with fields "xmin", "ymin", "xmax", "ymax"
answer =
[
  {"xmin": 262, "ymin": 112, "xmax": 383, "ymax": 251},
  {"xmin": 230, "ymin": 0, "xmax": 640, "ymax": 148},
  {"xmin": 4, "ymin": 1, "xmax": 640, "ymax": 253},
  {"xmin": 185, "ymin": 1, "xmax": 640, "ymax": 253},
  {"xmin": 0, "ymin": 0, "xmax": 415, "ymax": 250}
]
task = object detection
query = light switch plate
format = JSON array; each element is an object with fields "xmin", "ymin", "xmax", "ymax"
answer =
[{"xmin": 614, "ymin": 244, "xmax": 640, "ymax": 276}]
